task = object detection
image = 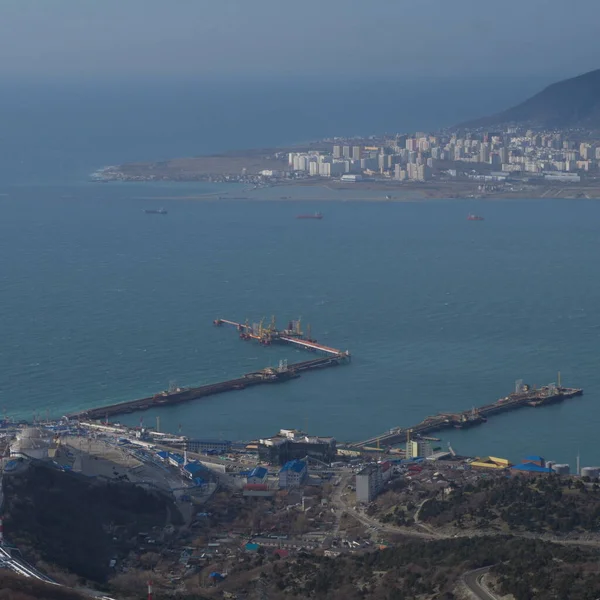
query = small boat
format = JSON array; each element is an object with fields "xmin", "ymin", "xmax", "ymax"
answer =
[
  {"xmin": 296, "ymin": 212, "xmax": 323, "ymax": 220},
  {"xmin": 144, "ymin": 208, "xmax": 168, "ymax": 215},
  {"xmin": 467, "ymin": 214, "xmax": 484, "ymax": 221}
]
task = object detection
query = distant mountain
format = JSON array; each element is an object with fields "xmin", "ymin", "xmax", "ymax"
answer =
[{"xmin": 458, "ymin": 69, "xmax": 600, "ymax": 130}]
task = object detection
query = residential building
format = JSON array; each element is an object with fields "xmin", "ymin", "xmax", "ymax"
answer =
[
  {"xmin": 352, "ymin": 145, "xmax": 361, "ymax": 160},
  {"xmin": 279, "ymin": 459, "xmax": 307, "ymax": 488},
  {"xmin": 333, "ymin": 145, "xmax": 342, "ymax": 158},
  {"xmin": 246, "ymin": 466, "xmax": 268, "ymax": 485},
  {"xmin": 479, "ymin": 143, "xmax": 490, "ymax": 163},
  {"xmin": 355, "ymin": 465, "xmax": 380, "ymax": 503},
  {"xmin": 406, "ymin": 439, "xmax": 432, "ymax": 459},
  {"xmin": 355, "ymin": 461, "xmax": 392, "ymax": 503}
]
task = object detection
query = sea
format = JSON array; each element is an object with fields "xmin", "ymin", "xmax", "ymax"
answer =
[{"xmin": 1, "ymin": 76, "xmax": 597, "ymax": 468}]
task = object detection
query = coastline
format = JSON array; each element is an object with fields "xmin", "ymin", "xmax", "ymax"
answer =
[{"xmin": 91, "ymin": 148, "xmax": 600, "ymax": 201}]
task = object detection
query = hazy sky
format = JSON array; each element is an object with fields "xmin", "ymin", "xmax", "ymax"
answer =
[{"xmin": 0, "ymin": 0, "xmax": 598, "ymax": 81}]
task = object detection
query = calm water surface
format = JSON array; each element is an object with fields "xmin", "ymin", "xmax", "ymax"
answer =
[{"xmin": 2, "ymin": 184, "xmax": 599, "ymax": 468}]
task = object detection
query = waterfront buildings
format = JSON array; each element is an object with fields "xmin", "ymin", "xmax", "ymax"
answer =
[
  {"xmin": 186, "ymin": 439, "xmax": 232, "ymax": 454},
  {"xmin": 406, "ymin": 439, "xmax": 433, "ymax": 459},
  {"xmin": 257, "ymin": 429, "xmax": 336, "ymax": 466},
  {"xmin": 285, "ymin": 128, "xmax": 599, "ymax": 186}
]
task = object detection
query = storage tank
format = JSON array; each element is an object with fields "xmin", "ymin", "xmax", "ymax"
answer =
[
  {"xmin": 10, "ymin": 427, "xmax": 51, "ymax": 460},
  {"xmin": 580, "ymin": 466, "xmax": 599, "ymax": 479},
  {"xmin": 551, "ymin": 463, "xmax": 570, "ymax": 475}
]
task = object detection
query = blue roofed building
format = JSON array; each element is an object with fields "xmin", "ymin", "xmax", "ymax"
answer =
[
  {"xmin": 156, "ymin": 451, "xmax": 169, "ymax": 461},
  {"xmin": 246, "ymin": 466, "xmax": 268, "ymax": 485},
  {"xmin": 183, "ymin": 461, "xmax": 207, "ymax": 479},
  {"xmin": 279, "ymin": 459, "xmax": 307, "ymax": 489},
  {"xmin": 511, "ymin": 463, "xmax": 553, "ymax": 475},
  {"xmin": 168, "ymin": 453, "xmax": 185, "ymax": 467},
  {"xmin": 522, "ymin": 455, "xmax": 545, "ymax": 467}
]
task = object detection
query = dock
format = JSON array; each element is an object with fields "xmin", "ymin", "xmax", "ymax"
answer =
[
  {"xmin": 214, "ymin": 317, "xmax": 351, "ymax": 359},
  {"xmin": 68, "ymin": 317, "xmax": 350, "ymax": 421},
  {"xmin": 351, "ymin": 380, "xmax": 583, "ymax": 449}
]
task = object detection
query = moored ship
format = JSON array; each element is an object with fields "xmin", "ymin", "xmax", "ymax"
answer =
[{"xmin": 296, "ymin": 212, "xmax": 323, "ymax": 219}]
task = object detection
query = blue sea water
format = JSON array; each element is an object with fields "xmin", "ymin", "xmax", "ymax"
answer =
[{"xmin": 1, "ymin": 77, "xmax": 596, "ymax": 468}]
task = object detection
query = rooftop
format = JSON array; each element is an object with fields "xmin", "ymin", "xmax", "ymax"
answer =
[
  {"xmin": 280, "ymin": 459, "xmax": 307, "ymax": 474},
  {"xmin": 512, "ymin": 463, "xmax": 552, "ymax": 473},
  {"xmin": 248, "ymin": 466, "xmax": 268, "ymax": 479}
]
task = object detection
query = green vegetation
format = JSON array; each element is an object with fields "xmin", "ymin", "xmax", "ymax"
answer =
[
  {"xmin": 420, "ymin": 475, "xmax": 600, "ymax": 533},
  {"xmin": 3, "ymin": 463, "xmax": 182, "ymax": 582},
  {"xmin": 206, "ymin": 537, "xmax": 600, "ymax": 600}
]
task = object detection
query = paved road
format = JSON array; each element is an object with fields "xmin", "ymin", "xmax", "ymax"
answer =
[{"xmin": 462, "ymin": 566, "xmax": 499, "ymax": 600}]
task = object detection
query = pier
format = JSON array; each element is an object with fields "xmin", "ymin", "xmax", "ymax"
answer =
[
  {"xmin": 69, "ymin": 356, "xmax": 345, "ymax": 420},
  {"xmin": 68, "ymin": 317, "xmax": 350, "ymax": 421},
  {"xmin": 351, "ymin": 380, "xmax": 583, "ymax": 449},
  {"xmin": 214, "ymin": 317, "xmax": 351, "ymax": 359}
]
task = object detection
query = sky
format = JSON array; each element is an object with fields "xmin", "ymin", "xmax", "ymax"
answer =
[{"xmin": 0, "ymin": 0, "xmax": 598, "ymax": 81}]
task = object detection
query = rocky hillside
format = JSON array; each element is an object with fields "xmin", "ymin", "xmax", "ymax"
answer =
[{"xmin": 459, "ymin": 68, "xmax": 600, "ymax": 129}]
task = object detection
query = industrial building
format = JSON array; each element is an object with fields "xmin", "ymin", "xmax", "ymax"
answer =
[
  {"xmin": 257, "ymin": 429, "xmax": 336, "ymax": 466},
  {"xmin": 183, "ymin": 461, "xmax": 208, "ymax": 480},
  {"xmin": 10, "ymin": 427, "xmax": 51, "ymax": 460},
  {"xmin": 185, "ymin": 439, "xmax": 232, "ymax": 454},
  {"xmin": 355, "ymin": 461, "xmax": 392, "ymax": 503},
  {"xmin": 511, "ymin": 463, "xmax": 553, "ymax": 475},
  {"xmin": 279, "ymin": 459, "xmax": 307, "ymax": 488},
  {"xmin": 511, "ymin": 455, "xmax": 552, "ymax": 475}
]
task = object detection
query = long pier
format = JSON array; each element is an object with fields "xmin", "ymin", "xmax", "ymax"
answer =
[
  {"xmin": 214, "ymin": 317, "xmax": 351, "ymax": 359},
  {"xmin": 68, "ymin": 317, "xmax": 351, "ymax": 421},
  {"xmin": 351, "ymin": 381, "xmax": 583, "ymax": 449},
  {"xmin": 69, "ymin": 356, "xmax": 345, "ymax": 420}
]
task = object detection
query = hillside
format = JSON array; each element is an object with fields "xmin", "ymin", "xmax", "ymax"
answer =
[
  {"xmin": 0, "ymin": 571, "xmax": 86, "ymax": 600},
  {"xmin": 419, "ymin": 475, "xmax": 600, "ymax": 534},
  {"xmin": 202, "ymin": 537, "xmax": 600, "ymax": 600},
  {"xmin": 3, "ymin": 463, "xmax": 182, "ymax": 582},
  {"xmin": 459, "ymin": 68, "xmax": 600, "ymax": 129}
]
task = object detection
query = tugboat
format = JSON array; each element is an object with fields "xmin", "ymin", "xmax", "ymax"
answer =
[
  {"xmin": 467, "ymin": 214, "xmax": 484, "ymax": 221},
  {"xmin": 296, "ymin": 212, "xmax": 323, "ymax": 219},
  {"xmin": 144, "ymin": 208, "xmax": 168, "ymax": 215}
]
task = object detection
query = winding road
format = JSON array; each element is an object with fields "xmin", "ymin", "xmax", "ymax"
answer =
[{"xmin": 462, "ymin": 566, "xmax": 499, "ymax": 600}]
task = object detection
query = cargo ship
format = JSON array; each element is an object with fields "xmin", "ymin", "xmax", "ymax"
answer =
[
  {"xmin": 467, "ymin": 214, "xmax": 484, "ymax": 221},
  {"xmin": 296, "ymin": 212, "xmax": 323, "ymax": 220},
  {"xmin": 144, "ymin": 208, "xmax": 168, "ymax": 215},
  {"xmin": 452, "ymin": 413, "xmax": 487, "ymax": 429}
]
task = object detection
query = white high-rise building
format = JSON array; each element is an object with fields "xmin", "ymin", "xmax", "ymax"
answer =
[{"xmin": 406, "ymin": 439, "xmax": 432, "ymax": 459}]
